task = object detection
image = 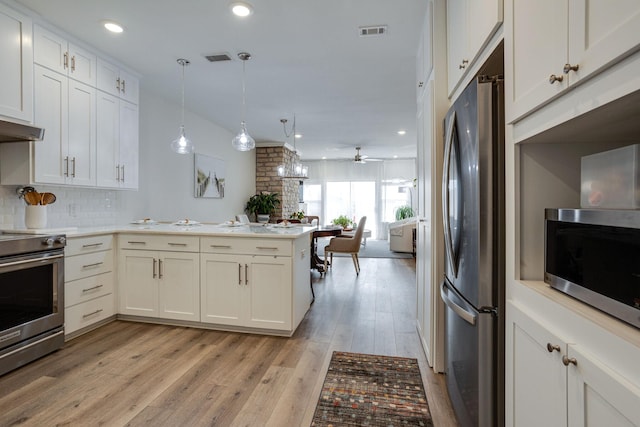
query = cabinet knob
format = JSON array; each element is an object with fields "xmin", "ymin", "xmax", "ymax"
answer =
[
  {"xmin": 563, "ymin": 63, "xmax": 579, "ymax": 74},
  {"xmin": 562, "ymin": 355, "xmax": 578, "ymax": 366},
  {"xmin": 418, "ymin": 81, "xmax": 424, "ymax": 88},
  {"xmin": 546, "ymin": 343, "xmax": 561, "ymax": 353},
  {"xmin": 549, "ymin": 74, "xmax": 564, "ymax": 84},
  {"xmin": 459, "ymin": 59, "xmax": 469, "ymax": 70}
]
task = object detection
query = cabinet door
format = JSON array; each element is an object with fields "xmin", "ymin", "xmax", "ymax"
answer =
[
  {"xmin": 447, "ymin": 0, "xmax": 467, "ymax": 96},
  {"xmin": 158, "ymin": 252, "xmax": 199, "ymax": 321},
  {"xmin": 467, "ymin": 0, "xmax": 502, "ymax": 64},
  {"xmin": 118, "ymin": 69, "xmax": 139, "ymax": 105},
  {"xmin": 506, "ymin": 0, "xmax": 568, "ymax": 122},
  {"xmin": 119, "ymin": 249, "xmax": 158, "ymax": 317},
  {"xmin": 506, "ymin": 302, "xmax": 567, "ymax": 427},
  {"xmin": 0, "ymin": 4, "xmax": 33, "ymax": 121},
  {"xmin": 200, "ymin": 254, "xmax": 244, "ymax": 326},
  {"xmin": 33, "ymin": 65, "xmax": 67, "ymax": 185},
  {"xmin": 119, "ymin": 100, "xmax": 139, "ymax": 189},
  {"xmin": 68, "ymin": 43, "xmax": 96, "ymax": 86},
  {"xmin": 33, "ymin": 25, "xmax": 67, "ymax": 75},
  {"xmin": 568, "ymin": 0, "xmax": 640, "ymax": 86},
  {"xmin": 96, "ymin": 91, "xmax": 120, "ymax": 188},
  {"xmin": 246, "ymin": 256, "xmax": 292, "ymax": 330},
  {"xmin": 67, "ymin": 79, "xmax": 96, "ymax": 186},
  {"xmin": 567, "ymin": 345, "xmax": 640, "ymax": 427},
  {"xmin": 97, "ymin": 58, "xmax": 120, "ymax": 97}
]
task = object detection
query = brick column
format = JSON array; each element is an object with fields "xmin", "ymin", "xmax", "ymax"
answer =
[{"xmin": 255, "ymin": 144, "xmax": 300, "ymax": 221}]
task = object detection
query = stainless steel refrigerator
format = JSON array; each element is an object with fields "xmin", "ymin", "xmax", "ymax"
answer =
[{"xmin": 440, "ymin": 76, "xmax": 504, "ymax": 427}]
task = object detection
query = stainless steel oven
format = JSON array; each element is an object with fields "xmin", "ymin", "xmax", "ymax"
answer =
[
  {"xmin": 0, "ymin": 233, "xmax": 66, "ymax": 376},
  {"xmin": 545, "ymin": 208, "xmax": 640, "ymax": 329}
]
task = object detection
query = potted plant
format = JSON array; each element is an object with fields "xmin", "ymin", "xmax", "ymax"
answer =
[
  {"xmin": 395, "ymin": 205, "xmax": 414, "ymax": 220},
  {"xmin": 331, "ymin": 215, "xmax": 353, "ymax": 230},
  {"xmin": 245, "ymin": 191, "xmax": 280, "ymax": 223},
  {"xmin": 290, "ymin": 210, "xmax": 305, "ymax": 220}
]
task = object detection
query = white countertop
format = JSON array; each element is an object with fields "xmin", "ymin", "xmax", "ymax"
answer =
[{"xmin": 3, "ymin": 223, "xmax": 316, "ymax": 239}]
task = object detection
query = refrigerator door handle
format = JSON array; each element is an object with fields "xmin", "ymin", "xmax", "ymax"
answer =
[
  {"xmin": 442, "ymin": 111, "xmax": 458, "ymax": 278},
  {"xmin": 440, "ymin": 279, "xmax": 477, "ymax": 326}
]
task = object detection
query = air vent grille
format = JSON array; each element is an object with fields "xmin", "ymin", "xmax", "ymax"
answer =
[
  {"xmin": 205, "ymin": 53, "xmax": 232, "ymax": 62},
  {"xmin": 359, "ymin": 25, "xmax": 387, "ymax": 37}
]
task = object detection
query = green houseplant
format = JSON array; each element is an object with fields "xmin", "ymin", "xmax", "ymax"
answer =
[
  {"xmin": 395, "ymin": 205, "xmax": 414, "ymax": 220},
  {"xmin": 331, "ymin": 215, "xmax": 353, "ymax": 229},
  {"xmin": 245, "ymin": 191, "xmax": 280, "ymax": 222},
  {"xmin": 290, "ymin": 210, "xmax": 305, "ymax": 220}
]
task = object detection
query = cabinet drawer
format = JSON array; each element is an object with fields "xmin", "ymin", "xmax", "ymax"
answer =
[
  {"xmin": 65, "ymin": 271, "xmax": 114, "ymax": 307},
  {"xmin": 65, "ymin": 293, "xmax": 115, "ymax": 335},
  {"xmin": 65, "ymin": 250, "xmax": 113, "ymax": 281},
  {"xmin": 119, "ymin": 234, "xmax": 199, "ymax": 252},
  {"xmin": 201, "ymin": 237, "xmax": 292, "ymax": 256},
  {"xmin": 66, "ymin": 234, "xmax": 113, "ymax": 256}
]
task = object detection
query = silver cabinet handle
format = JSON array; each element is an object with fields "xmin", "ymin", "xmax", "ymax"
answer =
[
  {"xmin": 245, "ymin": 264, "xmax": 249, "ymax": 285},
  {"xmin": 238, "ymin": 263, "xmax": 242, "ymax": 285},
  {"xmin": 82, "ymin": 309, "xmax": 103, "ymax": 319},
  {"xmin": 210, "ymin": 245, "xmax": 232, "ymax": 249},
  {"xmin": 64, "ymin": 156, "xmax": 69, "ymax": 177},
  {"xmin": 121, "ymin": 165, "xmax": 125, "ymax": 182},
  {"xmin": 563, "ymin": 63, "xmax": 579, "ymax": 74},
  {"xmin": 71, "ymin": 55, "xmax": 76, "ymax": 72},
  {"xmin": 458, "ymin": 59, "xmax": 469, "ymax": 69},
  {"xmin": 63, "ymin": 51, "xmax": 69, "ymax": 69},
  {"xmin": 168, "ymin": 243, "xmax": 187, "ymax": 247},
  {"xmin": 82, "ymin": 284, "xmax": 104, "ymax": 293},
  {"xmin": 71, "ymin": 157, "xmax": 76, "ymax": 177},
  {"xmin": 549, "ymin": 74, "xmax": 564, "ymax": 84},
  {"xmin": 116, "ymin": 77, "xmax": 121, "ymax": 92},
  {"xmin": 127, "ymin": 241, "xmax": 147, "ymax": 245},
  {"xmin": 547, "ymin": 343, "xmax": 561, "ymax": 353},
  {"xmin": 256, "ymin": 246, "xmax": 278, "ymax": 250},
  {"xmin": 82, "ymin": 262, "xmax": 103, "ymax": 269},
  {"xmin": 158, "ymin": 259, "xmax": 163, "ymax": 279},
  {"xmin": 82, "ymin": 243, "xmax": 104, "ymax": 248},
  {"xmin": 153, "ymin": 258, "xmax": 157, "ymax": 278},
  {"xmin": 121, "ymin": 79, "xmax": 126, "ymax": 94},
  {"xmin": 116, "ymin": 165, "xmax": 120, "ymax": 181},
  {"xmin": 562, "ymin": 356, "xmax": 578, "ymax": 366}
]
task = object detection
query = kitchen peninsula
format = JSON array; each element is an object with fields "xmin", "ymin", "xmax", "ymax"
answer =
[{"xmin": 63, "ymin": 223, "xmax": 315, "ymax": 339}]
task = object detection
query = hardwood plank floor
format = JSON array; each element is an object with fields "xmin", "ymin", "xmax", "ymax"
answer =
[{"xmin": 0, "ymin": 256, "xmax": 457, "ymax": 426}]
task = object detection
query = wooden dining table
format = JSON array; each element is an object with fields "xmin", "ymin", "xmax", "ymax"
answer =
[{"xmin": 310, "ymin": 226, "xmax": 342, "ymax": 275}]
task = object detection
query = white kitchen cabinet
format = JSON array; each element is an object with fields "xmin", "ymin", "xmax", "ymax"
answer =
[
  {"xmin": 34, "ymin": 24, "xmax": 96, "ymax": 86},
  {"xmin": 506, "ymin": 301, "xmax": 640, "ymax": 427},
  {"xmin": 64, "ymin": 235, "xmax": 115, "ymax": 338},
  {"xmin": 32, "ymin": 64, "xmax": 96, "ymax": 186},
  {"xmin": 96, "ymin": 91, "xmax": 138, "ymax": 189},
  {"xmin": 416, "ymin": 1, "xmax": 433, "ymax": 99},
  {"xmin": 0, "ymin": 2, "xmax": 33, "ymax": 122},
  {"xmin": 447, "ymin": 0, "xmax": 502, "ymax": 97},
  {"xmin": 200, "ymin": 253, "xmax": 292, "ymax": 331},
  {"xmin": 97, "ymin": 58, "xmax": 139, "ymax": 105},
  {"xmin": 506, "ymin": 0, "xmax": 640, "ymax": 123},
  {"xmin": 118, "ymin": 234, "xmax": 199, "ymax": 321}
]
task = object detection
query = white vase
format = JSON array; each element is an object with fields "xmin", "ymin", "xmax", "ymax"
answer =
[
  {"xmin": 25, "ymin": 205, "xmax": 47, "ymax": 229},
  {"xmin": 257, "ymin": 214, "xmax": 270, "ymax": 223}
]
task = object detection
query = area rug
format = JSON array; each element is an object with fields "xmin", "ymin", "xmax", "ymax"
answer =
[{"xmin": 311, "ymin": 351, "xmax": 434, "ymax": 426}]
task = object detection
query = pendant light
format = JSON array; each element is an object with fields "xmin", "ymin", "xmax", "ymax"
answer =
[
  {"xmin": 232, "ymin": 52, "xmax": 255, "ymax": 151},
  {"xmin": 277, "ymin": 116, "xmax": 308, "ymax": 179},
  {"xmin": 171, "ymin": 58, "xmax": 194, "ymax": 154}
]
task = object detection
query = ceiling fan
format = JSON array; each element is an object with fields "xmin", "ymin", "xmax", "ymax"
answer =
[{"xmin": 353, "ymin": 146, "xmax": 383, "ymax": 163}]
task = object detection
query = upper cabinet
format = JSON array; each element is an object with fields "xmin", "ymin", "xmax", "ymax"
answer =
[
  {"xmin": 447, "ymin": 0, "xmax": 503, "ymax": 97},
  {"xmin": 416, "ymin": 1, "xmax": 433, "ymax": 99},
  {"xmin": 34, "ymin": 25, "xmax": 96, "ymax": 86},
  {"xmin": 0, "ymin": 3, "xmax": 33, "ymax": 122},
  {"xmin": 506, "ymin": 0, "xmax": 640, "ymax": 123},
  {"xmin": 97, "ymin": 58, "xmax": 139, "ymax": 105}
]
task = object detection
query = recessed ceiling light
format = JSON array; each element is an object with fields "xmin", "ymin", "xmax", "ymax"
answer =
[
  {"xmin": 322, "ymin": 156, "xmax": 327, "ymax": 160},
  {"xmin": 397, "ymin": 130, "xmax": 406, "ymax": 135},
  {"xmin": 393, "ymin": 155, "xmax": 398, "ymax": 158},
  {"xmin": 103, "ymin": 21, "xmax": 124, "ymax": 33},
  {"xmin": 231, "ymin": 2, "xmax": 253, "ymax": 17}
]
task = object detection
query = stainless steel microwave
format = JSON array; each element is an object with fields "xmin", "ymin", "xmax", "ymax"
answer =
[{"xmin": 545, "ymin": 208, "xmax": 640, "ymax": 329}]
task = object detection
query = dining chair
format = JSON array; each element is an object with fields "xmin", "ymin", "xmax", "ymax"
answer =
[{"xmin": 323, "ymin": 216, "xmax": 367, "ymax": 275}]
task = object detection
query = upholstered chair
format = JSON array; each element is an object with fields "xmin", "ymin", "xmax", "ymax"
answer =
[{"xmin": 324, "ymin": 216, "xmax": 367, "ymax": 275}]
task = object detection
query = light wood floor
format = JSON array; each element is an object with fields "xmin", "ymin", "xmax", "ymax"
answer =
[{"xmin": 0, "ymin": 256, "xmax": 457, "ymax": 426}]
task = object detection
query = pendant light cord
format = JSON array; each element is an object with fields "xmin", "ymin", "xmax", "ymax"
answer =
[
  {"xmin": 241, "ymin": 59, "xmax": 246, "ymax": 123},
  {"xmin": 181, "ymin": 62, "xmax": 186, "ymax": 127}
]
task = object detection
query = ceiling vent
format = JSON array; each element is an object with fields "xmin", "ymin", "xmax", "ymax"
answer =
[
  {"xmin": 359, "ymin": 25, "xmax": 387, "ymax": 37},
  {"xmin": 205, "ymin": 53, "xmax": 232, "ymax": 62}
]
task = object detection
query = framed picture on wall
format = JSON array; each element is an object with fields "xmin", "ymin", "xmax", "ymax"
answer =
[{"xmin": 194, "ymin": 153, "xmax": 225, "ymax": 198}]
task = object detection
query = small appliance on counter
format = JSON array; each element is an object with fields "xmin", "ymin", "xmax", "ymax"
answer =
[{"xmin": 545, "ymin": 208, "xmax": 640, "ymax": 329}]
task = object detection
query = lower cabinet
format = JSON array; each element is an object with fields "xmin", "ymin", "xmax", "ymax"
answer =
[
  {"xmin": 506, "ymin": 301, "xmax": 640, "ymax": 427},
  {"xmin": 64, "ymin": 235, "xmax": 115, "ymax": 337},
  {"xmin": 200, "ymin": 253, "xmax": 292, "ymax": 331},
  {"xmin": 119, "ymin": 249, "xmax": 199, "ymax": 321}
]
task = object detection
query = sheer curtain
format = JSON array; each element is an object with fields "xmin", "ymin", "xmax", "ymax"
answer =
[{"xmin": 302, "ymin": 159, "xmax": 416, "ymax": 239}]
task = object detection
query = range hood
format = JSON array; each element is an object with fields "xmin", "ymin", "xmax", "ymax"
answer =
[{"xmin": 0, "ymin": 118, "xmax": 45, "ymax": 142}]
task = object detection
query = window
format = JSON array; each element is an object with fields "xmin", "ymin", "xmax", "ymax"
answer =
[{"xmin": 326, "ymin": 181, "xmax": 376, "ymax": 235}]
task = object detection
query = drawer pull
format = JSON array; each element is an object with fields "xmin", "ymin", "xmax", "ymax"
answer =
[
  {"xmin": 82, "ymin": 309, "xmax": 103, "ymax": 319},
  {"xmin": 238, "ymin": 263, "xmax": 242, "ymax": 285},
  {"xmin": 82, "ymin": 284, "xmax": 104, "ymax": 293},
  {"xmin": 127, "ymin": 241, "xmax": 147, "ymax": 245},
  {"xmin": 549, "ymin": 74, "xmax": 564, "ymax": 84},
  {"xmin": 256, "ymin": 246, "xmax": 278, "ymax": 250},
  {"xmin": 82, "ymin": 243, "xmax": 104, "ymax": 248},
  {"xmin": 210, "ymin": 245, "xmax": 232, "ymax": 249},
  {"xmin": 168, "ymin": 243, "xmax": 187, "ymax": 246},
  {"xmin": 546, "ymin": 343, "xmax": 561, "ymax": 353},
  {"xmin": 153, "ymin": 258, "xmax": 157, "ymax": 278},
  {"xmin": 82, "ymin": 262, "xmax": 104, "ymax": 269},
  {"xmin": 159, "ymin": 259, "xmax": 163, "ymax": 279},
  {"xmin": 562, "ymin": 356, "xmax": 578, "ymax": 366},
  {"xmin": 245, "ymin": 264, "xmax": 249, "ymax": 285}
]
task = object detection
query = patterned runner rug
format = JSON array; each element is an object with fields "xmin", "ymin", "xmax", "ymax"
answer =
[{"xmin": 311, "ymin": 351, "xmax": 434, "ymax": 426}]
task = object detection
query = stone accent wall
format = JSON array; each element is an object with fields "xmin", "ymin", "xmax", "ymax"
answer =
[{"xmin": 255, "ymin": 145, "xmax": 300, "ymax": 221}]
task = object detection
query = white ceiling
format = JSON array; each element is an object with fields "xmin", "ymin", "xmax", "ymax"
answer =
[{"xmin": 16, "ymin": 0, "xmax": 426, "ymax": 160}]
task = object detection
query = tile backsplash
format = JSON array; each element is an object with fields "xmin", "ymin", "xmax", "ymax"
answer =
[{"xmin": 0, "ymin": 185, "xmax": 130, "ymax": 229}]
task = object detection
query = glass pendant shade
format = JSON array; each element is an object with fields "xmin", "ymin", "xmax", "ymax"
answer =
[
  {"xmin": 232, "ymin": 121, "xmax": 255, "ymax": 151},
  {"xmin": 171, "ymin": 125, "xmax": 193, "ymax": 154}
]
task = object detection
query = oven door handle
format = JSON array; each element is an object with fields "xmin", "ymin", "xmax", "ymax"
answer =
[{"xmin": 0, "ymin": 253, "xmax": 64, "ymax": 268}]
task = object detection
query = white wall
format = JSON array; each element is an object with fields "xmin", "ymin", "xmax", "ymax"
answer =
[{"xmin": 0, "ymin": 89, "xmax": 256, "ymax": 229}]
